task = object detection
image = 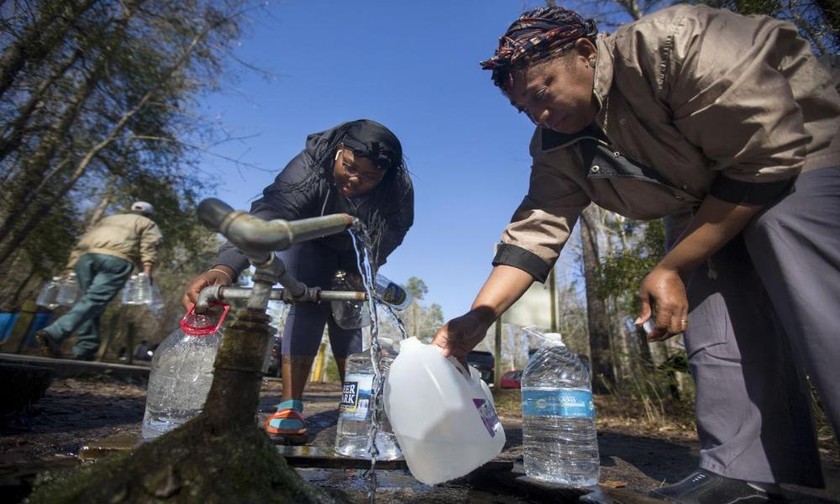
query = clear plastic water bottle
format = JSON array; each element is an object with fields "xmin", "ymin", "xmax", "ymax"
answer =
[
  {"xmin": 55, "ymin": 272, "xmax": 80, "ymax": 306},
  {"xmin": 141, "ymin": 304, "xmax": 229, "ymax": 441},
  {"xmin": 374, "ymin": 274, "xmax": 412, "ymax": 311},
  {"xmin": 335, "ymin": 338, "xmax": 402, "ymax": 460},
  {"xmin": 521, "ymin": 330, "xmax": 599, "ymax": 487},
  {"xmin": 36, "ymin": 276, "xmax": 62, "ymax": 309}
]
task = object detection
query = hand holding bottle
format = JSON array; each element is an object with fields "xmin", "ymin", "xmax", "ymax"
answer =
[{"xmin": 182, "ymin": 265, "xmax": 236, "ymax": 311}]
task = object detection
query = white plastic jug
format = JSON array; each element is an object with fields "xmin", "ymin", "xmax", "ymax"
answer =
[{"xmin": 383, "ymin": 337, "xmax": 506, "ymax": 485}]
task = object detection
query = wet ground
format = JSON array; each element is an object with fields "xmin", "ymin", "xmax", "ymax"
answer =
[{"xmin": 1, "ymin": 353, "xmax": 839, "ymax": 503}]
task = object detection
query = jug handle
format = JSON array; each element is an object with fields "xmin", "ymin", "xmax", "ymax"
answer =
[
  {"xmin": 446, "ymin": 355, "xmax": 474, "ymax": 383},
  {"xmin": 180, "ymin": 302, "xmax": 231, "ymax": 335}
]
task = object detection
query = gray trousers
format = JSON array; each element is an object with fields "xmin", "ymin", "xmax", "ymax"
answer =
[
  {"xmin": 672, "ymin": 166, "xmax": 840, "ymax": 487},
  {"xmin": 278, "ymin": 240, "xmax": 363, "ymax": 358}
]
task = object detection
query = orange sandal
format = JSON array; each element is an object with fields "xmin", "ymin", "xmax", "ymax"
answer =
[{"xmin": 264, "ymin": 400, "xmax": 307, "ymax": 444}]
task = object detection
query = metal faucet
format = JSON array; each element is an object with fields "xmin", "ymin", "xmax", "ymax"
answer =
[{"xmin": 195, "ymin": 198, "xmax": 366, "ymax": 312}]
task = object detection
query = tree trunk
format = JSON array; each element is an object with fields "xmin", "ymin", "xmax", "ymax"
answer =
[
  {"xmin": 0, "ymin": 14, "xmax": 207, "ymax": 269},
  {"xmin": 0, "ymin": 0, "xmax": 99, "ymax": 100},
  {"xmin": 0, "ymin": 48, "xmax": 86, "ymax": 170},
  {"xmin": 580, "ymin": 206, "xmax": 615, "ymax": 394}
]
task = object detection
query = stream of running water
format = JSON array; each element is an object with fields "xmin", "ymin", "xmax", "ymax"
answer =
[{"xmin": 349, "ymin": 228, "xmax": 410, "ymax": 504}]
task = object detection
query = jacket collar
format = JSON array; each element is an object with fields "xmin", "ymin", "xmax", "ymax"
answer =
[{"xmin": 593, "ymin": 34, "xmax": 615, "ymax": 131}]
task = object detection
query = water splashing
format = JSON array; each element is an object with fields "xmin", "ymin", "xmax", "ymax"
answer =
[{"xmin": 349, "ymin": 227, "xmax": 383, "ymax": 503}]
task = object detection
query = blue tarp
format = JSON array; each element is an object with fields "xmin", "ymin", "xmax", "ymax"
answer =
[{"xmin": 0, "ymin": 311, "xmax": 52, "ymax": 345}]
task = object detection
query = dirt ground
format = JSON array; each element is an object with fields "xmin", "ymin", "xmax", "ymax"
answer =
[{"xmin": 1, "ymin": 355, "xmax": 839, "ymax": 503}]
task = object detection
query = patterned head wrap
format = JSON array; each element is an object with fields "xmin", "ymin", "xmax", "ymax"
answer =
[{"xmin": 480, "ymin": 7, "xmax": 598, "ymax": 92}]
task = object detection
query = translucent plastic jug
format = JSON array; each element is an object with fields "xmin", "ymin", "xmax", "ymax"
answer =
[
  {"xmin": 141, "ymin": 304, "xmax": 229, "ymax": 441},
  {"xmin": 384, "ymin": 337, "xmax": 505, "ymax": 485},
  {"xmin": 55, "ymin": 272, "xmax": 79, "ymax": 307},
  {"xmin": 36, "ymin": 276, "xmax": 62, "ymax": 310}
]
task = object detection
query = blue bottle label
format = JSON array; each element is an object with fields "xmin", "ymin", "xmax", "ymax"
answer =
[
  {"xmin": 340, "ymin": 373, "xmax": 373, "ymax": 420},
  {"xmin": 521, "ymin": 388, "xmax": 595, "ymax": 419}
]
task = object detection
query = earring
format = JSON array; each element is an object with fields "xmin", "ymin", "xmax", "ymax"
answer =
[
  {"xmin": 589, "ymin": 57, "xmax": 596, "ymax": 68},
  {"xmin": 335, "ymin": 150, "xmax": 342, "ymax": 161}
]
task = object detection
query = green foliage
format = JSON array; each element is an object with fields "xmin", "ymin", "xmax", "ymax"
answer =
[
  {"xmin": 0, "ymin": 0, "xmax": 257, "ymax": 308},
  {"xmin": 404, "ymin": 276, "xmax": 428, "ymax": 300},
  {"xmin": 595, "ymin": 218, "xmax": 665, "ymax": 314},
  {"xmin": 325, "ymin": 355, "xmax": 342, "ymax": 384},
  {"xmin": 692, "ymin": 0, "xmax": 839, "ymax": 53}
]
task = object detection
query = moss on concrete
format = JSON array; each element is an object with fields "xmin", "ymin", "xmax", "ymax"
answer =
[
  {"xmin": 27, "ymin": 309, "xmax": 347, "ymax": 504},
  {"xmin": 28, "ymin": 416, "xmax": 343, "ymax": 503}
]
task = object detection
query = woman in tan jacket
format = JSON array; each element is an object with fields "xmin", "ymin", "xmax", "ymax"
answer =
[{"xmin": 434, "ymin": 5, "xmax": 840, "ymax": 503}]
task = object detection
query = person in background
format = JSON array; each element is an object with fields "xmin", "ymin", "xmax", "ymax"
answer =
[
  {"xmin": 182, "ymin": 119, "xmax": 414, "ymax": 444},
  {"xmin": 36, "ymin": 201, "xmax": 163, "ymax": 361},
  {"xmin": 433, "ymin": 5, "xmax": 839, "ymax": 503}
]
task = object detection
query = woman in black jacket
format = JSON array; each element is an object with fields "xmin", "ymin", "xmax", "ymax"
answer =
[{"xmin": 183, "ymin": 119, "xmax": 414, "ymax": 443}]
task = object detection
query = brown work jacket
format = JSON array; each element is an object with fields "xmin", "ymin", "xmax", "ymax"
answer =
[{"xmin": 496, "ymin": 4, "xmax": 840, "ymax": 282}]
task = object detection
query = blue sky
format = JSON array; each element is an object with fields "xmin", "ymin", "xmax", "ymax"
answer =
[{"xmin": 198, "ymin": 0, "xmax": 581, "ymax": 320}]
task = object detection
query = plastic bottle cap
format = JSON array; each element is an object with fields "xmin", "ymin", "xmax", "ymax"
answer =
[{"xmin": 543, "ymin": 333, "xmax": 565, "ymax": 346}]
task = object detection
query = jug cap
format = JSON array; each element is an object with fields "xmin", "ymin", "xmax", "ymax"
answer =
[
  {"xmin": 524, "ymin": 326, "xmax": 565, "ymax": 347},
  {"xmin": 180, "ymin": 303, "xmax": 230, "ymax": 336},
  {"xmin": 542, "ymin": 332, "xmax": 565, "ymax": 346}
]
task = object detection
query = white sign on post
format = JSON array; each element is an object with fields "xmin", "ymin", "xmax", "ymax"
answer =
[{"xmin": 504, "ymin": 279, "xmax": 554, "ymax": 329}]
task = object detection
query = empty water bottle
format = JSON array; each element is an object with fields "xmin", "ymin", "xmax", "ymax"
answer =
[
  {"xmin": 335, "ymin": 337, "xmax": 401, "ymax": 460},
  {"xmin": 521, "ymin": 329, "xmax": 599, "ymax": 487},
  {"xmin": 36, "ymin": 276, "xmax": 62, "ymax": 309},
  {"xmin": 374, "ymin": 274, "xmax": 411, "ymax": 311},
  {"xmin": 55, "ymin": 272, "xmax": 79, "ymax": 306},
  {"xmin": 141, "ymin": 304, "xmax": 229, "ymax": 441}
]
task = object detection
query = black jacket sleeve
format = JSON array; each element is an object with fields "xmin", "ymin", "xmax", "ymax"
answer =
[{"xmin": 375, "ymin": 171, "xmax": 414, "ymax": 266}]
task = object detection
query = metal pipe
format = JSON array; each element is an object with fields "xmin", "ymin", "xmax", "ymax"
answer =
[
  {"xmin": 194, "ymin": 198, "xmax": 362, "ymax": 315},
  {"xmin": 196, "ymin": 285, "xmax": 367, "ymax": 311},
  {"xmin": 197, "ymin": 198, "xmax": 355, "ymax": 257}
]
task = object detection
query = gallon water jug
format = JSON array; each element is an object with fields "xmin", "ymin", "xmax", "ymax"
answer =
[
  {"xmin": 36, "ymin": 276, "xmax": 62, "ymax": 310},
  {"xmin": 121, "ymin": 275, "xmax": 137, "ymax": 305},
  {"xmin": 335, "ymin": 337, "xmax": 401, "ymax": 460},
  {"xmin": 141, "ymin": 304, "xmax": 229, "ymax": 441},
  {"xmin": 148, "ymin": 284, "xmax": 164, "ymax": 316},
  {"xmin": 384, "ymin": 337, "xmax": 505, "ymax": 485},
  {"xmin": 55, "ymin": 272, "xmax": 79, "ymax": 307},
  {"xmin": 133, "ymin": 272, "xmax": 152, "ymax": 304}
]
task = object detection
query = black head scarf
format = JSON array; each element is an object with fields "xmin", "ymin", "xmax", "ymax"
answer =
[
  {"xmin": 296, "ymin": 119, "xmax": 409, "ymax": 267},
  {"xmin": 340, "ymin": 119, "xmax": 403, "ymax": 174},
  {"xmin": 480, "ymin": 7, "xmax": 598, "ymax": 92}
]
